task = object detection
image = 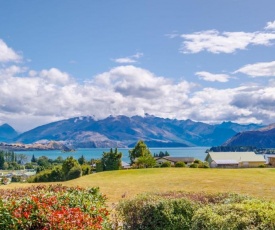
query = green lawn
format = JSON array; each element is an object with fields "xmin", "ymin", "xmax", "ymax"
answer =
[{"xmin": 2, "ymin": 168, "xmax": 275, "ymax": 203}]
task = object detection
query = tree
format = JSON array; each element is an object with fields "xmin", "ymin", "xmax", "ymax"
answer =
[
  {"xmin": 129, "ymin": 140, "xmax": 152, "ymax": 164},
  {"xmin": 62, "ymin": 156, "xmax": 80, "ymax": 178},
  {"xmin": 101, "ymin": 148, "xmax": 122, "ymax": 171},
  {"xmin": 78, "ymin": 155, "xmax": 86, "ymax": 165},
  {"xmin": 0, "ymin": 151, "xmax": 4, "ymax": 169},
  {"xmin": 31, "ymin": 154, "xmax": 37, "ymax": 163},
  {"xmin": 17, "ymin": 153, "xmax": 28, "ymax": 165},
  {"xmin": 135, "ymin": 154, "xmax": 156, "ymax": 168}
]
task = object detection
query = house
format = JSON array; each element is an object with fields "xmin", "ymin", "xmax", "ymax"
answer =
[
  {"xmin": 205, "ymin": 152, "xmax": 266, "ymax": 168},
  {"xmin": 266, "ymin": 155, "xmax": 275, "ymax": 166},
  {"xmin": 156, "ymin": 156, "xmax": 195, "ymax": 166}
]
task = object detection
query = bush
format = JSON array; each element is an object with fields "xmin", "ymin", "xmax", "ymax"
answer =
[
  {"xmin": 67, "ymin": 165, "xmax": 82, "ymax": 180},
  {"xmin": 198, "ymin": 161, "xmax": 210, "ymax": 168},
  {"xmin": 0, "ymin": 185, "xmax": 110, "ymax": 229},
  {"xmin": 81, "ymin": 164, "xmax": 91, "ymax": 175},
  {"xmin": 116, "ymin": 191, "xmax": 275, "ymax": 230},
  {"xmin": 194, "ymin": 159, "xmax": 202, "ymax": 164},
  {"xmin": 189, "ymin": 163, "xmax": 199, "ymax": 168},
  {"xmin": 161, "ymin": 161, "xmax": 171, "ymax": 167},
  {"xmin": 258, "ymin": 164, "xmax": 266, "ymax": 168},
  {"xmin": 175, "ymin": 161, "xmax": 186, "ymax": 167},
  {"xmin": 117, "ymin": 194, "xmax": 199, "ymax": 230}
]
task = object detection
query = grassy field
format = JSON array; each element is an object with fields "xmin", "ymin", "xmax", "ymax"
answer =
[{"xmin": 2, "ymin": 168, "xmax": 275, "ymax": 203}]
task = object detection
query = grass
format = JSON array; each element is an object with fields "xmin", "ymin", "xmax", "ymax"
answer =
[{"xmin": 2, "ymin": 168, "xmax": 275, "ymax": 203}]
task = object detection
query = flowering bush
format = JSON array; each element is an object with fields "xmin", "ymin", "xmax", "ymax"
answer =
[{"xmin": 0, "ymin": 185, "xmax": 110, "ymax": 229}]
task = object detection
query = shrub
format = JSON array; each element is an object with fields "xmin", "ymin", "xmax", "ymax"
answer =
[
  {"xmin": 116, "ymin": 191, "xmax": 275, "ymax": 230},
  {"xmin": 96, "ymin": 160, "xmax": 103, "ymax": 172},
  {"xmin": 161, "ymin": 161, "xmax": 171, "ymax": 167},
  {"xmin": 194, "ymin": 159, "xmax": 202, "ymax": 164},
  {"xmin": 0, "ymin": 185, "xmax": 110, "ymax": 229},
  {"xmin": 81, "ymin": 164, "xmax": 91, "ymax": 175},
  {"xmin": 191, "ymin": 199, "xmax": 275, "ymax": 229},
  {"xmin": 175, "ymin": 161, "xmax": 186, "ymax": 167},
  {"xmin": 198, "ymin": 161, "xmax": 210, "ymax": 168},
  {"xmin": 117, "ymin": 194, "xmax": 199, "ymax": 230},
  {"xmin": 258, "ymin": 164, "xmax": 266, "ymax": 168},
  {"xmin": 189, "ymin": 163, "xmax": 199, "ymax": 168},
  {"xmin": 67, "ymin": 165, "xmax": 82, "ymax": 180}
]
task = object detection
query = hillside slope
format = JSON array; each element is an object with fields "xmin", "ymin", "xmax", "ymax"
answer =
[
  {"xmin": 223, "ymin": 124, "xmax": 275, "ymax": 148},
  {"xmin": 0, "ymin": 123, "xmax": 18, "ymax": 142}
]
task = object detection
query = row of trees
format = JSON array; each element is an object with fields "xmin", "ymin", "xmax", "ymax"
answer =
[
  {"xmin": 29, "ymin": 155, "xmax": 92, "ymax": 182},
  {"xmin": 0, "ymin": 150, "xmax": 28, "ymax": 170}
]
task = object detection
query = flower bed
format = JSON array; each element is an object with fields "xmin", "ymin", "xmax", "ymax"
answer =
[{"xmin": 0, "ymin": 185, "xmax": 110, "ymax": 229}]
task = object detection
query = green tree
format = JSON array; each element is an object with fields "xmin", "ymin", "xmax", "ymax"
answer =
[
  {"xmin": 62, "ymin": 156, "xmax": 80, "ymax": 178},
  {"xmin": 129, "ymin": 140, "xmax": 152, "ymax": 164},
  {"xmin": 37, "ymin": 156, "xmax": 51, "ymax": 168},
  {"xmin": 135, "ymin": 154, "xmax": 156, "ymax": 168},
  {"xmin": 101, "ymin": 148, "xmax": 122, "ymax": 171},
  {"xmin": 0, "ymin": 151, "xmax": 4, "ymax": 169},
  {"xmin": 31, "ymin": 154, "xmax": 37, "ymax": 163},
  {"xmin": 78, "ymin": 154, "xmax": 86, "ymax": 165}
]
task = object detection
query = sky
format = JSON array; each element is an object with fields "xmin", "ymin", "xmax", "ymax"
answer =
[{"xmin": 0, "ymin": 0, "xmax": 275, "ymax": 132}]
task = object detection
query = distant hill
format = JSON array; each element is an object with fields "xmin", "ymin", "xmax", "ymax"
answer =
[
  {"xmin": 14, "ymin": 115, "xmax": 264, "ymax": 148},
  {"xmin": 223, "ymin": 123, "xmax": 275, "ymax": 148},
  {"xmin": 0, "ymin": 123, "xmax": 18, "ymax": 142}
]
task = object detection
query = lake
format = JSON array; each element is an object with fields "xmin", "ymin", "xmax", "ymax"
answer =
[{"xmin": 15, "ymin": 147, "xmax": 209, "ymax": 163}]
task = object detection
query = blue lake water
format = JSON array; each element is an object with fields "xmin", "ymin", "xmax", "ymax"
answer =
[{"xmin": 15, "ymin": 147, "xmax": 209, "ymax": 163}]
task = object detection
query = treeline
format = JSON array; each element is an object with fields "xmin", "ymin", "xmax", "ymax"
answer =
[
  {"xmin": 29, "ymin": 155, "xmax": 92, "ymax": 183},
  {"xmin": 0, "ymin": 150, "xmax": 28, "ymax": 170},
  {"xmin": 207, "ymin": 146, "xmax": 275, "ymax": 154}
]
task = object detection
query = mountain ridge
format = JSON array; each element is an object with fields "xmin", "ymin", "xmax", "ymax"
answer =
[{"xmin": 13, "ymin": 115, "xmax": 265, "ymax": 148}]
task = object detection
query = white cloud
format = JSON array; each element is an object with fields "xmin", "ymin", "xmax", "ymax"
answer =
[
  {"xmin": 113, "ymin": 52, "xmax": 143, "ymax": 64},
  {"xmin": 180, "ymin": 29, "xmax": 275, "ymax": 54},
  {"xmin": 195, "ymin": 71, "xmax": 231, "ymax": 82},
  {"xmin": 0, "ymin": 39, "xmax": 22, "ymax": 63},
  {"xmin": 235, "ymin": 61, "xmax": 275, "ymax": 77},
  {"xmin": 265, "ymin": 21, "xmax": 275, "ymax": 30},
  {"xmin": 1, "ymin": 64, "xmax": 275, "ymax": 131}
]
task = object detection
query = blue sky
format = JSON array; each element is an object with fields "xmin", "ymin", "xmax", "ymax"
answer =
[{"xmin": 0, "ymin": 0, "xmax": 275, "ymax": 131}]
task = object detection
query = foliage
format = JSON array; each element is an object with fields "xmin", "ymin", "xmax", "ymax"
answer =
[
  {"xmin": 189, "ymin": 163, "xmax": 199, "ymax": 168},
  {"xmin": 31, "ymin": 154, "xmax": 37, "ymax": 163},
  {"xmin": 175, "ymin": 161, "xmax": 186, "ymax": 167},
  {"xmin": 37, "ymin": 156, "xmax": 52, "ymax": 169},
  {"xmin": 95, "ymin": 160, "xmax": 103, "ymax": 172},
  {"xmin": 67, "ymin": 165, "xmax": 82, "ymax": 180},
  {"xmin": 24, "ymin": 162, "xmax": 34, "ymax": 169},
  {"xmin": 78, "ymin": 154, "xmax": 86, "ymax": 165},
  {"xmin": 160, "ymin": 161, "xmax": 171, "ymax": 167},
  {"xmin": 81, "ymin": 164, "xmax": 92, "ymax": 175},
  {"xmin": 0, "ymin": 150, "xmax": 25, "ymax": 170},
  {"xmin": 129, "ymin": 140, "xmax": 152, "ymax": 164},
  {"xmin": 0, "ymin": 185, "xmax": 110, "ymax": 229},
  {"xmin": 0, "ymin": 151, "xmax": 4, "ymax": 169},
  {"xmin": 62, "ymin": 156, "xmax": 80, "ymax": 179},
  {"xmin": 101, "ymin": 148, "xmax": 122, "ymax": 171},
  {"xmin": 153, "ymin": 151, "xmax": 170, "ymax": 157},
  {"xmin": 117, "ymin": 191, "xmax": 275, "ymax": 230},
  {"xmin": 134, "ymin": 154, "xmax": 156, "ymax": 168}
]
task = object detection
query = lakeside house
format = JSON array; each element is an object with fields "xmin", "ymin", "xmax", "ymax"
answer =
[
  {"xmin": 266, "ymin": 155, "xmax": 275, "ymax": 166},
  {"xmin": 205, "ymin": 152, "xmax": 266, "ymax": 168},
  {"xmin": 155, "ymin": 156, "xmax": 195, "ymax": 166}
]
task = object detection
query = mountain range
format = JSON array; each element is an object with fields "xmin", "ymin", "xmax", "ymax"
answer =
[
  {"xmin": 0, "ymin": 115, "xmax": 268, "ymax": 148},
  {"xmin": 0, "ymin": 123, "xmax": 18, "ymax": 142},
  {"xmin": 223, "ymin": 123, "xmax": 275, "ymax": 148}
]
